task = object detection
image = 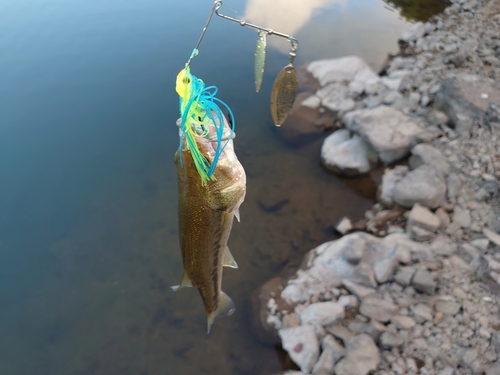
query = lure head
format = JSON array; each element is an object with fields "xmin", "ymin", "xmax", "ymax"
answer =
[{"xmin": 176, "ymin": 68, "xmax": 193, "ymax": 100}]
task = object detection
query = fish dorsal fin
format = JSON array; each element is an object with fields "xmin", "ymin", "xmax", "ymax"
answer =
[
  {"xmin": 170, "ymin": 272, "xmax": 193, "ymax": 292},
  {"xmin": 223, "ymin": 246, "xmax": 238, "ymax": 269},
  {"xmin": 207, "ymin": 292, "xmax": 235, "ymax": 334},
  {"xmin": 234, "ymin": 208, "xmax": 241, "ymax": 222}
]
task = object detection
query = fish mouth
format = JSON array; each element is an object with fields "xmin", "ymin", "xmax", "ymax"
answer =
[{"xmin": 176, "ymin": 115, "xmax": 235, "ymax": 153}]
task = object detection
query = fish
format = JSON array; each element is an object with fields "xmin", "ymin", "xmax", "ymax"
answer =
[
  {"xmin": 172, "ymin": 114, "xmax": 246, "ymax": 333},
  {"xmin": 270, "ymin": 63, "xmax": 298, "ymax": 127},
  {"xmin": 254, "ymin": 30, "xmax": 266, "ymax": 92}
]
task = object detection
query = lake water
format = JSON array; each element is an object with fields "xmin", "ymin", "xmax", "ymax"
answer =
[{"xmin": 0, "ymin": 1, "xmax": 445, "ymax": 374}]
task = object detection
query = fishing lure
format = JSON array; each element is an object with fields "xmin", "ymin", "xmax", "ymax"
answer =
[
  {"xmin": 176, "ymin": 3, "xmax": 235, "ymax": 184},
  {"xmin": 254, "ymin": 31, "xmax": 266, "ymax": 92},
  {"xmin": 214, "ymin": 1, "xmax": 299, "ymax": 126}
]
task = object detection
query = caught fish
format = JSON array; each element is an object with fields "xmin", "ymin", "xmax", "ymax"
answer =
[
  {"xmin": 173, "ymin": 115, "xmax": 246, "ymax": 333},
  {"xmin": 270, "ymin": 63, "xmax": 298, "ymax": 127},
  {"xmin": 254, "ymin": 30, "xmax": 266, "ymax": 92}
]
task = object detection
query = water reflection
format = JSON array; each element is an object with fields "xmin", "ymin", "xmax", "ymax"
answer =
[
  {"xmin": 243, "ymin": 0, "xmax": 347, "ymax": 50},
  {"xmin": 384, "ymin": 0, "xmax": 449, "ymax": 21}
]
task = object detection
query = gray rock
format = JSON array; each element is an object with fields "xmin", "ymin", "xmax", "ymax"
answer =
[
  {"xmin": 380, "ymin": 331, "xmax": 404, "ymax": 350},
  {"xmin": 435, "ymin": 299, "xmax": 461, "ymax": 316},
  {"xmin": 300, "ymin": 302, "xmax": 346, "ymax": 327},
  {"xmin": 430, "ymin": 237, "xmax": 457, "ymax": 256},
  {"xmin": 449, "ymin": 255, "xmax": 473, "ymax": 271},
  {"xmin": 359, "ymin": 296, "xmax": 398, "ymax": 322},
  {"xmin": 412, "ymin": 268, "xmax": 435, "ymax": 294},
  {"xmin": 279, "ymin": 325, "xmax": 320, "ymax": 373},
  {"xmin": 322, "ymin": 335, "xmax": 346, "ymax": 364},
  {"xmin": 435, "ymin": 208, "xmax": 451, "ymax": 228},
  {"xmin": 410, "ymin": 144, "xmax": 450, "ymax": 176},
  {"xmin": 393, "ymin": 165, "xmax": 447, "ymax": 209},
  {"xmin": 326, "ymin": 325, "xmax": 353, "ymax": 342},
  {"xmin": 391, "ymin": 315, "xmax": 416, "ymax": 329},
  {"xmin": 484, "ymin": 228, "xmax": 500, "ymax": 247},
  {"xmin": 342, "ymin": 236, "xmax": 366, "ymax": 265},
  {"xmin": 334, "ymin": 334, "xmax": 380, "ymax": 375},
  {"xmin": 321, "ymin": 129, "xmax": 377, "ymax": 176},
  {"xmin": 446, "ymin": 172, "xmax": 461, "ymax": 200},
  {"xmin": 435, "ymin": 74, "xmax": 500, "ymax": 132},
  {"xmin": 351, "ymin": 263, "xmax": 378, "ymax": 288},
  {"xmin": 407, "ymin": 203, "xmax": 440, "ymax": 232},
  {"xmin": 337, "ymin": 295, "xmax": 359, "ymax": 309},
  {"xmin": 378, "ymin": 166, "xmax": 409, "ymax": 207},
  {"xmin": 453, "ymin": 207, "xmax": 471, "ymax": 228},
  {"xmin": 344, "ymin": 106, "xmax": 428, "ymax": 165},
  {"xmin": 342, "ymin": 279, "xmax": 377, "ymax": 300},
  {"xmin": 313, "ymin": 336, "xmax": 346, "ymax": 375},
  {"xmin": 364, "ymin": 319, "xmax": 387, "ymax": 341},
  {"xmin": 400, "ymin": 22, "xmax": 425, "ymax": 42},
  {"xmin": 407, "ymin": 225, "xmax": 435, "ymax": 242},
  {"xmin": 486, "ymin": 361, "xmax": 500, "ymax": 375},
  {"xmin": 394, "ymin": 266, "xmax": 416, "ymax": 287},
  {"xmin": 308, "ymin": 56, "xmax": 376, "ymax": 87},
  {"xmin": 413, "ymin": 303, "xmax": 433, "ymax": 323},
  {"xmin": 437, "ymin": 367, "xmax": 455, "ymax": 375}
]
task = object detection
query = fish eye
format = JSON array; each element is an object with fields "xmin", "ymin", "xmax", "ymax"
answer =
[{"xmin": 183, "ymin": 78, "xmax": 191, "ymax": 84}]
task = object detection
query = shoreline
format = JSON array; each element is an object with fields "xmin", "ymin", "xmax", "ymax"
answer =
[{"xmin": 255, "ymin": 0, "xmax": 500, "ymax": 374}]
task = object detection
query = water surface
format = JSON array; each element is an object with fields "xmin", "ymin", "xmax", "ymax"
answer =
[{"xmin": 0, "ymin": 1, "xmax": 439, "ymax": 374}]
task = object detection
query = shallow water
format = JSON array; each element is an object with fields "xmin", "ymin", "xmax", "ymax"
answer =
[{"xmin": 1, "ymin": 1, "xmax": 442, "ymax": 374}]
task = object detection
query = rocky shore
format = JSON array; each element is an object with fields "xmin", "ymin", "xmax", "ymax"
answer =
[{"xmin": 255, "ymin": 1, "xmax": 500, "ymax": 374}]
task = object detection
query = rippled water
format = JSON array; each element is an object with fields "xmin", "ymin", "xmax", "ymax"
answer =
[{"xmin": 0, "ymin": 1, "xmax": 442, "ymax": 374}]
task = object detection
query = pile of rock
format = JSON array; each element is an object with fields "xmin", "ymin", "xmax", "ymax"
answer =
[{"xmin": 256, "ymin": 0, "xmax": 500, "ymax": 374}]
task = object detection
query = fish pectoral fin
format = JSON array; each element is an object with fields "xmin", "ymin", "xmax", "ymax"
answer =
[
  {"xmin": 223, "ymin": 246, "xmax": 238, "ymax": 269},
  {"xmin": 170, "ymin": 272, "xmax": 193, "ymax": 292},
  {"xmin": 234, "ymin": 208, "xmax": 241, "ymax": 222},
  {"xmin": 207, "ymin": 292, "xmax": 235, "ymax": 334}
]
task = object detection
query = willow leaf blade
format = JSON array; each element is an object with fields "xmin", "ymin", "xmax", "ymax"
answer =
[
  {"xmin": 270, "ymin": 64, "xmax": 298, "ymax": 127},
  {"xmin": 254, "ymin": 31, "xmax": 266, "ymax": 93}
]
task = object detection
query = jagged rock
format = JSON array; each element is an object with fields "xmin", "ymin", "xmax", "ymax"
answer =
[
  {"xmin": 344, "ymin": 106, "xmax": 428, "ymax": 165},
  {"xmin": 435, "ymin": 73, "xmax": 500, "ymax": 132},
  {"xmin": 351, "ymin": 263, "xmax": 377, "ymax": 288},
  {"xmin": 342, "ymin": 279, "xmax": 377, "ymax": 300},
  {"xmin": 435, "ymin": 208, "xmax": 451, "ymax": 228},
  {"xmin": 299, "ymin": 302, "xmax": 345, "ymax": 327},
  {"xmin": 378, "ymin": 166, "xmax": 409, "ymax": 207},
  {"xmin": 407, "ymin": 226, "xmax": 435, "ymax": 242},
  {"xmin": 359, "ymin": 296, "xmax": 398, "ymax": 322},
  {"xmin": 394, "ymin": 266, "xmax": 416, "ymax": 287},
  {"xmin": 312, "ymin": 335, "xmax": 346, "ymax": 375},
  {"xmin": 412, "ymin": 268, "xmax": 435, "ymax": 294},
  {"xmin": 446, "ymin": 172, "xmax": 462, "ymax": 200},
  {"xmin": 364, "ymin": 320, "xmax": 387, "ymax": 341},
  {"xmin": 430, "ymin": 237, "xmax": 457, "ymax": 256},
  {"xmin": 279, "ymin": 325, "xmax": 320, "ymax": 373},
  {"xmin": 327, "ymin": 325, "xmax": 354, "ymax": 342},
  {"xmin": 321, "ymin": 129, "xmax": 378, "ymax": 176},
  {"xmin": 407, "ymin": 203, "xmax": 440, "ymax": 232},
  {"xmin": 412, "ymin": 303, "xmax": 432, "ymax": 323},
  {"xmin": 393, "ymin": 165, "xmax": 447, "ymax": 209},
  {"xmin": 484, "ymin": 228, "xmax": 500, "ymax": 247},
  {"xmin": 409, "ymin": 144, "xmax": 450, "ymax": 176},
  {"xmin": 334, "ymin": 334, "xmax": 380, "ymax": 375}
]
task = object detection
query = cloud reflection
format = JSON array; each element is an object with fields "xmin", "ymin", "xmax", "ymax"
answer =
[{"xmin": 243, "ymin": 0, "xmax": 347, "ymax": 52}]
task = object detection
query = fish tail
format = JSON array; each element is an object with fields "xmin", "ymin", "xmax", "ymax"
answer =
[{"xmin": 207, "ymin": 292, "xmax": 235, "ymax": 334}]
